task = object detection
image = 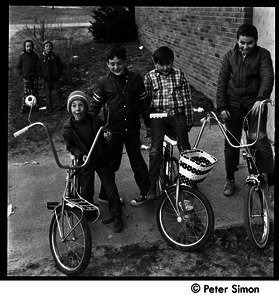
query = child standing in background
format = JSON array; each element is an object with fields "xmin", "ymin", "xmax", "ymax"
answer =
[
  {"xmin": 37, "ymin": 40, "xmax": 64, "ymax": 112},
  {"xmin": 16, "ymin": 39, "xmax": 39, "ymax": 114}
]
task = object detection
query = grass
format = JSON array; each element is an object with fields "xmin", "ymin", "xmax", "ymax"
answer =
[
  {"xmin": 9, "ymin": 6, "xmax": 93, "ymax": 24},
  {"xmin": 8, "ymin": 6, "xmax": 215, "ymax": 159}
]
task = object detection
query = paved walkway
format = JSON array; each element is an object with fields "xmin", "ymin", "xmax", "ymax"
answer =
[{"xmin": 8, "ymin": 124, "xmax": 274, "ymax": 268}]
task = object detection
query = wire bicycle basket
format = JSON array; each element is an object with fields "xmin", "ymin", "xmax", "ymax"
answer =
[{"xmin": 178, "ymin": 149, "xmax": 217, "ymax": 187}]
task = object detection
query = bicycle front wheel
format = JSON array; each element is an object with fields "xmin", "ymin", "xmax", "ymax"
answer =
[
  {"xmin": 49, "ymin": 206, "xmax": 92, "ymax": 275},
  {"xmin": 157, "ymin": 185, "xmax": 214, "ymax": 251},
  {"xmin": 244, "ymin": 183, "xmax": 270, "ymax": 249}
]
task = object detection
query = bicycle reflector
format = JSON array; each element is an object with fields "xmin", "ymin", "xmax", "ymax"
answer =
[{"xmin": 25, "ymin": 95, "xmax": 37, "ymax": 107}]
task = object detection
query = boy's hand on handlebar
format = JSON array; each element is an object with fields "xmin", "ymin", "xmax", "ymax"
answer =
[
  {"xmin": 251, "ymin": 100, "xmax": 262, "ymax": 116},
  {"xmin": 220, "ymin": 110, "xmax": 231, "ymax": 121},
  {"xmin": 104, "ymin": 129, "xmax": 112, "ymax": 142}
]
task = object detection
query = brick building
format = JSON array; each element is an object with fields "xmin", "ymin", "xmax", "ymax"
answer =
[{"xmin": 135, "ymin": 6, "xmax": 275, "ymax": 141}]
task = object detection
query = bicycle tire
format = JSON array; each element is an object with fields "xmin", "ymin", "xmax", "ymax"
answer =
[
  {"xmin": 244, "ymin": 183, "xmax": 270, "ymax": 249},
  {"xmin": 157, "ymin": 185, "xmax": 214, "ymax": 251},
  {"xmin": 49, "ymin": 205, "xmax": 92, "ymax": 275},
  {"xmin": 159, "ymin": 157, "xmax": 179, "ymax": 191}
]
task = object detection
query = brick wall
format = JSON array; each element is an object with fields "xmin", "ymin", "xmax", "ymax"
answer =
[{"xmin": 135, "ymin": 7, "xmax": 253, "ymax": 106}]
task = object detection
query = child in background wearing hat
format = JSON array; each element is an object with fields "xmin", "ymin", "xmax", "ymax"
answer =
[
  {"xmin": 16, "ymin": 39, "xmax": 40, "ymax": 114},
  {"xmin": 62, "ymin": 91, "xmax": 123, "ymax": 233},
  {"xmin": 37, "ymin": 40, "xmax": 64, "ymax": 112}
]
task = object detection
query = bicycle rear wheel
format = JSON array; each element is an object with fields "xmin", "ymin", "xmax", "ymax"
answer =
[
  {"xmin": 49, "ymin": 205, "xmax": 92, "ymax": 275},
  {"xmin": 159, "ymin": 157, "xmax": 179, "ymax": 191},
  {"xmin": 157, "ymin": 185, "xmax": 214, "ymax": 251},
  {"xmin": 244, "ymin": 183, "xmax": 270, "ymax": 249}
]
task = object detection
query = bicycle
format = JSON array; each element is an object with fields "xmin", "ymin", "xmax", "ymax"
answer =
[
  {"xmin": 13, "ymin": 96, "xmax": 109, "ymax": 275},
  {"xmin": 191, "ymin": 99, "xmax": 274, "ymax": 249},
  {"xmin": 150, "ymin": 112, "xmax": 216, "ymax": 252}
]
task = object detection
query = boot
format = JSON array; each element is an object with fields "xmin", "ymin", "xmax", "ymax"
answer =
[
  {"xmin": 146, "ymin": 180, "xmax": 157, "ymax": 200},
  {"xmin": 223, "ymin": 179, "xmax": 235, "ymax": 196},
  {"xmin": 113, "ymin": 215, "xmax": 123, "ymax": 233}
]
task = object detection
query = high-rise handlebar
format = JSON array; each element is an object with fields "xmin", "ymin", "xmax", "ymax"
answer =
[
  {"xmin": 14, "ymin": 121, "xmax": 106, "ymax": 170},
  {"xmin": 14, "ymin": 104, "xmax": 111, "ymax": 170},
  {"xmin": 193, "ymin": 99, "xmax": 273, "ymax": 149}
]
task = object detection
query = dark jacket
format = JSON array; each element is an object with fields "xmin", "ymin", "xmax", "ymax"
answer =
[
  {"xmin": 37, "ymin": 51, "xmax": 63, "ymax": 82},
  {"xmin": 17, "ymin": 51, "xmax": 39, "ymax": 78},
  {"xmin": 90, "ymin": 69, "xmax": 151, "ymax": 134},
  {"xmin": 216, "ymin": 44, "xmax": 274, "ymax": 113},
  {"xmin": 62, "ymin": 113, "xmax": 109, "ymax": 168}
]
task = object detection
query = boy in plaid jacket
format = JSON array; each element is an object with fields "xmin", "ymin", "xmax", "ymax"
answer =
[{"xmin": 144, "ymin": 46, "xmax": 194, "ymax": 201}]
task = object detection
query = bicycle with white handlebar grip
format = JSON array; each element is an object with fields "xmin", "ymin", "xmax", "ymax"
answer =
[
  {"xmin": 150, "ymin": 111, "xmax": 215, "ymax": 252},
  {"xmin": 13, "ymin": 99, "xmax": 112, "ymax": 275}
]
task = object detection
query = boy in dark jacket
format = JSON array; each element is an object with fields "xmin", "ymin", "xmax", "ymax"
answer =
[
  {"xmin": 16, "ymin": 39, "xmax": 39, "ymax": 114},
  {"xmin": 37, "ymin": 40, "xmax": 64, "ymax": 112},
  {"xmin": 90, "ymin": 44, "xmax": 151, "ymax": 207},
  {"xmin": 63, "ymin": 90, "xmax": 123, "ymax": 233},
  {"xmin": 216, "ymin": 24, "xmax": 274, "ymax": 200}
]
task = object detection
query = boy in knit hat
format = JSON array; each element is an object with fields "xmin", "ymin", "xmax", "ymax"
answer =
[
  {"xmin": 37, "ymin": 40, "xmax": 64, "ymax": 112},
  {"xmin": 16, "ymin": 39, "xmax": 40, "ymax": 114},
  {"xmin": 62, "ymin": 91, "xmax": 123, "ymax": 233}
]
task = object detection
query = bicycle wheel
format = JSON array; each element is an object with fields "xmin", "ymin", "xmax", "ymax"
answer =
[
  {"xmin": 244, "ymin": 183, "xmax": 270, "ymax": 249},
  {"xmin": 159, "ymin": 157, "xmax": 179, "ymax": 191},
  {"xmin": 49, "ymin": 205, "xmax": 92, "ymax": 275},
  {"xmin": 157, "ymin": 185, "xmax": 214, "ymax": 251}
]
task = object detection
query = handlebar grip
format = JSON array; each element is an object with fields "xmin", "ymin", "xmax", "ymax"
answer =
[{"xmin": 14, "ymin": 126, "xmax": 29, "ymax": 137}]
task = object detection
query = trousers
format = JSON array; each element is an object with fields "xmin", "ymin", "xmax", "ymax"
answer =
[
  {"xmin": 78, "ymin": 161, "xmax": 122, "ymax": 218},
  {"xmin": 149, "ymin": 111, "xmax": 191, "ymax": 180},
  {"xmin": 99, "ymin": 131, "xmax": 150, "ymax": 198},
  {"xmin": 224, "ymin": 103, "xmax": 274, "ymax": 174}
]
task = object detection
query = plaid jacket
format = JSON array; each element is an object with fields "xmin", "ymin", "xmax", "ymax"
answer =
[{"xmin": 144, "ymin": 68, "xmax": 193, "ymax": 126}]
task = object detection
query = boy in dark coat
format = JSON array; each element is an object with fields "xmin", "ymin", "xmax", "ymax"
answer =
[
  {"xmin": 37, "ymin": 40, "xmax": 64, "ymax": 112},
  {"xmin": 62, "ymin": 90, "xmax": 123, "ymax": 233},
  {"xmin": 16, "ymin": 39, "xmax": 39, "ymax": 113},
  {"xmin": 217, "ymin": 24, "xmax": 274, "ymax": 200},
  {"xmin": 90, "ymin": 44, "xmax": 151, "ymax": 207}
]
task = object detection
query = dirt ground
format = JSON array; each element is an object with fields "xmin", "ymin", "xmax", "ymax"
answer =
[
  {"xmin": 7, "ymin": 224, "xmax": 274, "ymax": 277},
  {"xmin": 8, "ymin": 19, "xmax": 274, "ymax": 278}
]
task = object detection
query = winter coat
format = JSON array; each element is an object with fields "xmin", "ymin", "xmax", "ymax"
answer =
[
  {"xmin": 62, "ymin": 113, "xmax": 110, "ymax": 168},
  {"xmin": 37, "ymin": 51, "xmax": 63, "ymax": 82},
  {"xmin": 90, "ymin": 69, "xmax": 151, "ymax": 134},
  {"xmin": 17, "ymin": 51, "xmax": 39, "ymax": 78},
  {"xmin": 216, "ymin": 44, "xmax": 274, "ymax": 113}
]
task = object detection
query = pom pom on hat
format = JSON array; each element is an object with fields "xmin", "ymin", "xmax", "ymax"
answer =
[{"xmin": 67, "ymin": 91, "xmax": 89, "ymax": 114}]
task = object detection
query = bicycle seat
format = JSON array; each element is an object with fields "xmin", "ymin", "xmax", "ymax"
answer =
[
  {"xmin": 150, "ymin": 112, "xmax": 168, "ymax": 118},
  {"xmin": 164, "ymin": 127, "xmax": 178, "ymax": 146},
  {"xmin": 164, "ymin": 135, "xmax": 177, "ymax": 146}
]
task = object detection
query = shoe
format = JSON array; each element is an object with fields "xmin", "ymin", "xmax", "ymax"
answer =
[
  {"xmin": 146, "ymin": 180, "xmax": 157, "ymax": 200},
  {"xmin": 130, "ymin": 194, "xmax": 148, "ymax": 207},
  {"xmin": 223, "ymin": 179, "xmax": 235, "ymax": 196},
  {"xmin": 102, "ymin": 217, "xmax": 113, "ymax": 224},
  {"xmin": 113, "ymin": 215, "xmax": 123, "ymax": 233},
  {"xmin": 99, "ymin": 197, "xmax": 124, "ymax": 205}
]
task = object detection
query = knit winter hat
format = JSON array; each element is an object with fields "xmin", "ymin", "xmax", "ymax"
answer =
[{"xmin": 67, "ymin": 91, "xmax": 89, "ymax": 114}]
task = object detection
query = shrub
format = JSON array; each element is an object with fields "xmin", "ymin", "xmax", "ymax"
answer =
[{"xmin": 88, "ymin": 6, "xmax": 137, "ymax": 42}]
